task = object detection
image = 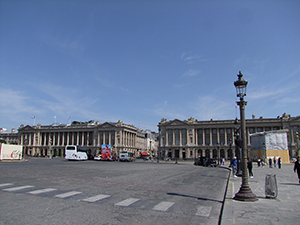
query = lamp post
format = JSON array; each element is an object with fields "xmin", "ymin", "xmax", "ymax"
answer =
[
  {"xmin": 229, "ymin": 139, "xmax": 232, "ymax": 163},
  {"xmin": 234, "ymin": 119, "xmax": 242, "ymax": 176},
  {"xmin": 23, "ymin": 139, "xmax": 28, "ymax": 161},
  {"xmin": 233, "ymin": 71, "xmax": 257, "ymax": 202}
]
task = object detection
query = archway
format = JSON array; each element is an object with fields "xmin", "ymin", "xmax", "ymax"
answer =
[
  {"xmin": 205, "ymin": 149, "xmax": 210, "ymax": 158},
  {"xmin": 213, "ymin": 149, "xmax": 217, "ymax": 158}
]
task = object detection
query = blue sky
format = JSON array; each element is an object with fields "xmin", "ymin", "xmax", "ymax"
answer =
[{"xmin": 1, "ymin": 0, "xmax": 300, "ymax": 132}]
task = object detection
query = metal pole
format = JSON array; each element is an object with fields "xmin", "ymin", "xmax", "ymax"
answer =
[
  {"xmin": 234, "ymin": 98, "xmax": 257, "ymax": 201},
  {"xmin": 23, "ymin": 140, "xmax": 27, "ymax": 161}
]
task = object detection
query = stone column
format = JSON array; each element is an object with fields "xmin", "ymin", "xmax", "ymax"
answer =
[{"xmin": 210, "ymin": 129, "xmax": 213, "ymax": 146}]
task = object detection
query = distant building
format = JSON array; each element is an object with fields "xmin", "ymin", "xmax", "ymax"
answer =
[
  {"xmin": 18, "ymin": 120, "xmax": 158, "ymax": 157},
  {"xmin": 0, "ymin": 128, "xmax": 19, "ymax": 145},
  {"xmin": 157, "ymin": 113, "xmax": 300, "ymax": 160}
]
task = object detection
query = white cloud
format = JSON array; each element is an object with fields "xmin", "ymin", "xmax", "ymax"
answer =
[
  {"xmin": 181, "ymin": 51, "xmax": 208, "ymax": 64},
  {"xmin": 182, "ymin": 69, "xmax": 201, "ymax": 77},
  {"xmin": 188, "ymin": 95, "xmax": 235, "ymax": 121}
]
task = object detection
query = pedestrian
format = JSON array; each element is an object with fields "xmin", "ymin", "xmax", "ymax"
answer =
[
  {"xmin": 230, "ymin": 157, "xmax": 238, "ymax": 177},
  {"xmin": 278, "ymin": 157, "xmax": 281, "ymax": 169},
  {"xmin": 247, "ymin": 158, "xmax": 253, "ymax": 178},
  {"xmin": 269, "ymin": 157, "xmax": 272, "ymax": 168},
  {"xmin": 274, "ymin": 157, "xmax": 277, "ymax": 168},
  {"xmin": 293, "ymin": 156, "xmax": 300, "ymax": 184},
  {"xmin": 221, "ymin": 158, "xmax": 225, "ymax": 166},
  {"xmin": 257, "ymin": 158, "xmax": 261, "ymax": 167}
]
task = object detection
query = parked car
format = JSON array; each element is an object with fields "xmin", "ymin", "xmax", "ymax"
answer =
[
  {"xmin": 87, "ymin": 154, "xmax": 94, "ymax": 160},
  {"xmin": 205, "ymin": 158, "xmax": 217, "ymax": 167},
  {"xmin": 94, "ymin": 155, "xmax": 101, "ymax": 161}
]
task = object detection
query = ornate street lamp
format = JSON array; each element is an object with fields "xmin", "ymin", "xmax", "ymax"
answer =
[
  {"xmin": 23, "ymin": 139, "xmax": 28, "ymax": 161},
  {"xmin": 233, "ymin": 71, "xmax": 257, "ymax": 202}
]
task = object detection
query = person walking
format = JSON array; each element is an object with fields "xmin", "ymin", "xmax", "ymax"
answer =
[
  {"xmin": 269, "ymin": 157, "xmax": 272, "ymax": 168},
  {"xmin": 247, "ymin": 158, "xmax": 253, "ymax": 178},
  {"xmin": 221, "ymin": 157, "xmax": 225, "ymax": 166},
  {"xmin": 278, "ymin": 157, "xmax": 281, "ymax": 169},
  {"xmin": 230, "ymin": 157, "xmax": 238, "ymax": 177},
  {"xmin": 294, "ymin": 156, "xmax": 300, "ymax": 184},
  {"xmin": 274, "ymin": 157, "xmax": 277, "ymax": 168}
]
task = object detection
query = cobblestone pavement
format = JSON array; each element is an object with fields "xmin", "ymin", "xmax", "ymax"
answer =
[{"xmin": 222, "ymin": 162, "xmax": 300, "ymax": 225}]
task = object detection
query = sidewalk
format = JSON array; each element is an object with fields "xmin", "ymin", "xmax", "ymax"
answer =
[{"xmin": 222, "ymin": 162, "xmax": 300, "ymax": 224}]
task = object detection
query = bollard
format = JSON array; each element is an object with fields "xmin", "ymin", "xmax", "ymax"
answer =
[{"xmin": 265, "ymin": 174, "xmax": 278, "ymax": 198}]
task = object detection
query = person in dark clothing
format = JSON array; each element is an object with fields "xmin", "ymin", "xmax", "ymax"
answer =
[
  {"xmin": 294, "ymin": 156, "xmax": 300, "ymax": 184},
  {"xmin": 269, "ymin": 158, "xmax": 272, "ymax": 168},
  {"xmin": 278, "ymin": 157, "xmax": 281, "ymax": 169},
  {"xmin": 247, "ymin": 158, "xmax": 253, "ymax": 178}
]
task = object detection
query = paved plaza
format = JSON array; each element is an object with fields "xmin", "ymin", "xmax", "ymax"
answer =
[
  {"xmin": 222, "ymin": 161, "xmax": 300, "ymax": 224},
  {"xmin": 0, "ymin": 158, "xmax": 229, "ymax": 225},
  {"xmin": 1, "ymin": 158, "xmax": 299, "ymax": 224}
]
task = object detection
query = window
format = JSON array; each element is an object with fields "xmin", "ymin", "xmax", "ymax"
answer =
[
  {"xmin": 294, "ymin": 126, "xmax": 298, "ymax": 132},
  {"xmin": 220, "ymin": 138, "xmax": 225, "ymax": 145},
  {"xmin": 257, "ymin": 128, "xmax": 262, "ymax": 132},
  {"xmin": 205, "ymin": 138, "xmax": 210, "ymax": 145},
  {"xmin": 198, "ymin": 129, "xmax": 203, "ymax": 145},
  {"xmin": 175, "ymin": 130, "xmax": 180, "ymax": 145},
  {"xmin": 220, "ymin": 129, "xmax": 224, "ymax": 134},
  {"xmin": 182, "ymin": 129, "xmax": 187, "ymax": 145},
  {"xmin": 249, "ymin": 128, "xmax": 254, "ymax": 134},
  {"xmin": 168, "ymin": 130, "xmax": 173, "ymax": 145},
  {"xmin": 227, "ymin": 129, "xmax": 231, "ymax": 134}
]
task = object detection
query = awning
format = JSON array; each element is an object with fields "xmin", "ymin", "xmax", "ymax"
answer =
[{"xmin": 141, "ymin": 152, "xmax": 147, "ymax": 156}]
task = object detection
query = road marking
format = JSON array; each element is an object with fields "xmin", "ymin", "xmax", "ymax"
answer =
[
  {"xmin": 3, "ymin": 185, "xmax": 34, "ymax": 192},
  {"xmin": 195, "ymin": 205, "xmax": 212, "ymax": 217},
  {"xmin": 81, "ymin": 194, "xmax": 111, "ymax": 203},
  {"xmin": 115, "ymin": 198, "xmax": 140, "ymax": 207},
  {"xmin": 55, "ymin": 191, "xmax": 82, "ymax": 198},
  {"xmin": 152, "ymin": 201, "xmax": 175, "ymax": 211},
  {"xmin": 0, "ymin": 183, "xmax": 14, "ymax": 187},
  {"xmin": 28, "ymin": 188, "xmax": 57, "ymax": 194}
]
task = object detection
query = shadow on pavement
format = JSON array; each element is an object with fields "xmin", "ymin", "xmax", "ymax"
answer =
[{"xmin": 167, "ymin": 192, "xmax": 222, "ymax": 203}]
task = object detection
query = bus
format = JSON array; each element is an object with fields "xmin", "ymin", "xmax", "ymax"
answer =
[
  {"xmin": 65, "ymin": 145, "xmax": 88, "ymax": 161},
  {"xmin": 119, "ymin": 151, "xmax": 134, "ymax": 162}
]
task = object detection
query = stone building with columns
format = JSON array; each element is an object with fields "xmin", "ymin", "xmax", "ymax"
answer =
[
  {"xmin": 157, "ymin": 113, "xmax": 300, "ymax": 161},
  {"xmin": 18, "ymin": 120, "xmax": 158, "ymax": 157}
]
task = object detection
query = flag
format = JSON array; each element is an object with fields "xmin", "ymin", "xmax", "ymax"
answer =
[{"xmin": 31, "ymin": 116, "xmax": 35, "ymax": 119}]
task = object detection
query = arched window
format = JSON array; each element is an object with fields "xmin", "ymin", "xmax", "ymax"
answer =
[
  {"xmin": 205, "ymin": 149, "xmax": 210, "ymax": 158},
  {"xmin": 220, "ymin": 149, "xmax": 225, "ymax": 158},
  {"xmin": 197, "ymin": 149, "xmax": 203, "ymax": 157},
  {"xmin": 213, "ymin": 149, "xmax": 217, "ymax": 158}
]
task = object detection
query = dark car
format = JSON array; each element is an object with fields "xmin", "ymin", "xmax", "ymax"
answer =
[
  {"xmin": 205, "ymin": 158, "xmax": 217, "ymax": 167},
  {"xmin": 87, "ymin": 154, "xmax": 94, "ymax": 160}
]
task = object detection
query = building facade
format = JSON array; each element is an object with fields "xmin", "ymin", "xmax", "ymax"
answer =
[
  {"xmin": 157, "ymin": 113, "xmax": 300, "ymax": 161},
  {"xmin": 0, "ymin": 128, "xmax": 19, "ymax": 145},
  {"xmin": 18, "ymin": 120, "xmax": 158, "ymax": 157}
]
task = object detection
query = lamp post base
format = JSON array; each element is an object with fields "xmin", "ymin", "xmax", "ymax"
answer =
[{"xmin": 234, "ymin": 185, "xmax": 258, "ymax": 202}]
